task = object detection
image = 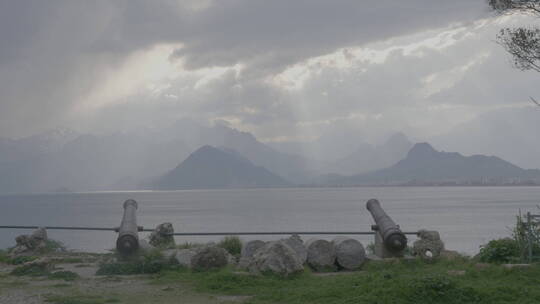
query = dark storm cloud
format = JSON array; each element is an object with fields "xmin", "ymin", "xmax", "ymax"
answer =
[{"xmin": 0, "ymin": 0, "xmax": 487, "ymax": 137}]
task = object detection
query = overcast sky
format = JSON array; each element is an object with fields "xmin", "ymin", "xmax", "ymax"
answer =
[{"xmin": 1, "ymin": 1, "xmax": 539, "ymax": 158}]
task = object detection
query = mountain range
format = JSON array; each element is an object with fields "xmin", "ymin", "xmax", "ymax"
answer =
[
  {"xmin": 152, "ymin": 146, "xmax": 289, "ymax": 190},
  {"xmin": 1, "ymin": 120, "xmax": 539, "ymax": 193},
  {"xmin": 328, "ymin": 143, "xmax": 540, "ymax": 186}
]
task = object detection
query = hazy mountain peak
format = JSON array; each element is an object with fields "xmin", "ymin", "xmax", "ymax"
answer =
[
  {"xmin": 152, "ymin": 145, "xmax": 289, "ymax": 190},
  {"xmin": 407, "ymin": 142, "xmax": 437, "ymax": 159}
]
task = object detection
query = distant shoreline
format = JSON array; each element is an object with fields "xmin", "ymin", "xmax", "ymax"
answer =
[{"xmin": 1, "ymin": 184, "xmax": 540, "ymax": 196}]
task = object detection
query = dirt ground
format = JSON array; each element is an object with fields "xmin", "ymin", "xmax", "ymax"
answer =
[{"xmin": 0, "ymin": 254, "xmax": 250, "ymax": 304}]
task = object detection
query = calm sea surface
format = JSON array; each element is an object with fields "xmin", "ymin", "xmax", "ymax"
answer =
[{"xmin": 1, "ymin": 187, "xmax": 539, "ymax": 255}]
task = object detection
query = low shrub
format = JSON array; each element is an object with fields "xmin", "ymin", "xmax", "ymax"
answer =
[
  {"xmin": 10, "ymin": 263, "xmax": 50, "ymax": 277},
  {"xmin": 217, "ymin": 236, "xmax": 242, "ymax": 256},
  {"xmin": 477, "ymin": 238, "xmax": 520, "ymax": 264}
]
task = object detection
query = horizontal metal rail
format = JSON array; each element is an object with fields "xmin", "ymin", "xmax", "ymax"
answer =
[
  {"xmin": 0, "ymin": 225, "xmax": 419, "ymax": 236},
  {"xmin": 0, "ymin": 225, "xmax": 117, "ymax": 231},
  {"xmin": 170, "ymin": 231, "xmax": 419, "ymax": 236}
]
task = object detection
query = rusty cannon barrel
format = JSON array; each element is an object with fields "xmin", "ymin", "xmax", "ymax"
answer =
[
  {"xmin": 366, "ymin": 199, "xmax": 407, "ymax": 255},
  {"xmin": 116, "ymin": 199, "xmax": 140, "ymax": 255}
]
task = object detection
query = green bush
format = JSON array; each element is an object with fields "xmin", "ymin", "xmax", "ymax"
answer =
[
  {"xmin": 477, "ymin": 238, "xmax": 520, "ymax": 263},
  {"xmin": 10, "ymin": 263, "xmax": 50, "ymax": 277},
  {"xmin": 217, "ymin": 236, "xmax": 242, "ymax": 256},
  {"xmin": 96, "ymin": 250, "xmax": 176, "ymax": 275}
]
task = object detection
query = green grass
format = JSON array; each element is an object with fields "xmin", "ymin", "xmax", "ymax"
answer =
[
  {"xmin": 217, "ymin": 236, "xmax": 242, "ymax": 256},
  {"xmin": 96, "ymin": 249, "xmax": 179, "ymax": 275},
  {"xmin": 154, "ymin": 259, "xmax": 540, "ymax": 304},
  {"xmin": 10, "ymin": 263, "xmax": 51, "ymax": 277},
  {"xmin": 176, "ymin": 242, "xmax": 204, "ymax": 249},
  {"xmin": 49, "ymin": 271, "xmax": 80, "ymax": 281}
]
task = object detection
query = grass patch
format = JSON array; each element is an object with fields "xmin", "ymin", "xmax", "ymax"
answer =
[
  {"xmin": 51, "ymin": 283, "xmax": 72, "ymax": 288},
  {"xmin": 0, "ymin": 249, "xmax": 9, "ymax": 263},
  {"xmin": 217, "ymin": 236, "xmax": 242, "ymax": 256},
  {"xmin": 154, "ymin": 258, "xmax": 540, "ymax": 304},
  {"xmin": 0, "ymin": 250, "xmax": 38, "ymax": 265},
  {"xmin": 49, "ymin": 271, "xmax": 80, "ymax": 281},
  {"xmin": 176, "ymin": 242, "xmax": 204, "ymax": 250},
  {"xmin": 53, "ymin": 257, "xmax": 84, "ymax": 264},
  {"xmin": 10, "ymin": 263, "xmax": 50, "ymax": 277},
  {"xmin": 44, "ymin": 294, "xmax": 120, "ymax": 304},
  {"xmin": 96, "ymin": 250, "xmax": 178, "ymax": 275}
]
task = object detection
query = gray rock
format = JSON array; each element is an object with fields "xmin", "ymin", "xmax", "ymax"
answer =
[
  {"xmin": 440, "ymin": 250, "xmax": 461, "ymax": 260},
  {"xmin": 190, "ymin": 246, "xmax": 229, "ymax": 271},
  {"xmin": 281, "ymin": 235, "xmax": 307, "ymax": 264},
  {"xmin": 226, "ymin": 252, "xmax": 238, "ymax": 266},
  {"xmin": 149, "ymin": 223, "xmax": 175, "ymax": 248},
  {"xmin": 161, "ymin": 248, "xmax": 178, "ymax": 260},
  {"xmin": 241, "ymin": 240, "xmax": 266, "ymax": 258},
  {"xmin": 32, "ymin": 228, "xmax": 48, "ymax": 241},
  {"xmin": 10, "ymin": 228, "xmax": 49, "ymax": 256},
  {"xmin": 332, "ymin": 237, "xmax": 366, "ymax": 270},
  {"xmin": 174, "ymin": 249, "xmax": 197, "ymax": 268},
  {"xmin": 238, "ymin": 240, "xmax": 266, "ymax": 269},
  {"xmin": 413, "ymin": 230, "xmax": 445, "ymax": 259},
  {"xmin": 138, "ymin": 240, "xmax": 155, "ymax": 253},
  {"xmin": 417, "ymin": 230, "xmax": 441, "ymax": 242},
  {"xmin": 305, "ymin": 239, "xmax": 337, "ymax": 271},
  {"xmin": 247, "ymin": 241, "xmax": 303, "ymax": 276}
]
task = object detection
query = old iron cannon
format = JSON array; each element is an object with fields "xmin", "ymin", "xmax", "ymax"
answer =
[
  {"xmin": 116, "ymin": 199, "xmax": 142, "ymax": 255},
  {"xmin": 366, "ymin": 199, "xmax": 407, "ymax": 258}
]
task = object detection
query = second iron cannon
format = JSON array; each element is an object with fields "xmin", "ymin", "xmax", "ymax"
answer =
[
  {"xmin": 366, "ymin": 199, "xmax": 407, "ymax": 257},
  {"xmin": 116, "ymin": 199, "xmax": 141, "ymax": 255}
]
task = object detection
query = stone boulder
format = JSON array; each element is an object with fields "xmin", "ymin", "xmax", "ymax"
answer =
[
  {"xmin": 149, "ymin": 223, "xmax": 175, "ymax": 248},
  {"xmin": 413, "ymin": 229, "xmax": 445, "ymax": 259},
  {"xmin": 281, "ymin": 235, "xmax": 307, "ymax": 264},
  {"xmin": 175, "ymin": 249, "xmax": 197, "ymax": 267},
  {"xmin": 247, "ymin": 241, "xmax": 304, "ymax": 276},
  {"xmin": 239, "ymin": 240, "xmax": 266, "ymax": 269},
  {"xmin": 305, "ymin": 239, "xmax": 337, "ymax": 271},
  {"xmin": 190, "ymin": 246, "xmax": 229, "ymax": 271},
  {"xmin": 10, "ymin": 228, "xmax": 49, "ymax": 256},
  {"xmin": 332, "ymin": 237, "xmax": 366, "ymax": 270}
]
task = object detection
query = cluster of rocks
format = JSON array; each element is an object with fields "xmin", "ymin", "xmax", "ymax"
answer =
[
  {"xmin": 9, "ymin": 227, "xmax": 49, "ymax": 256},
  {"xmin": 162, "ymin": 245, "xmax": 235, "ymax": 271},
  {"xmin": 239, "ymin": 235, "xmax": 366, "ymax": 276}
]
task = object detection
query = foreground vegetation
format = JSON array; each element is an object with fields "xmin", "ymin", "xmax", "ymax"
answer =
[{"xmin": 150, "ymin": 258, "xmax": 540, "ymax": 304}]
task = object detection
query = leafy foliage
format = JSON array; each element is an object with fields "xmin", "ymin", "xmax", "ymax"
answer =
[
  {"xmin": 497, "ymin": 27, "xmax": 540, "ymax": 72},
  {"xmin": 217, "ymin": 236, "xmax": 242, "ymax": 256},
  {"xmin": 477, "ymin": 238, "xmax": 520, "ymax": 263}
]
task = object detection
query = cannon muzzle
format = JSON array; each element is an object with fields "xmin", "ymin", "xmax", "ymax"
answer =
[
  {"xmin": 116, "ymin": 199, "xmax": 139, "ymax": 255},
  {"xmin": 366, "ymin": 199, "xmax": 407, "ymax": 253}
]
